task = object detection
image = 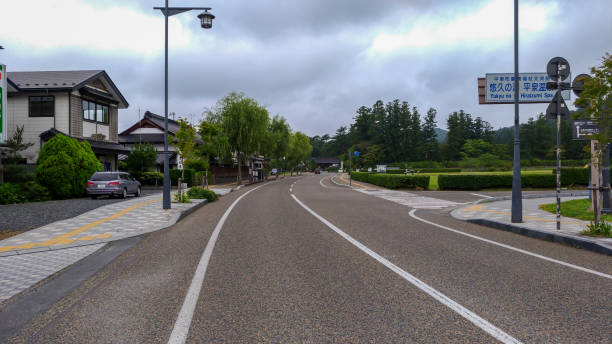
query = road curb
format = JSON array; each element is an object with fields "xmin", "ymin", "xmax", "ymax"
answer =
[{"xmin": 465, "ymin": 218, "xmax": 612, "ymax": 256}]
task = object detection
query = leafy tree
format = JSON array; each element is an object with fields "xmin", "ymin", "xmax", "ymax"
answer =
[
  {"xmin": 287, "ymin": 132, "xmax": 312, "ymax": 175},
  {"xmin": 36, "ymin": 135, "xmax": 101, "ymax": 198},
  {"xmin": 574, "ymin": 53, "xmax": 612, "ymax": 223},
  {"xmin": 460, "ymin": 139, "xmax": 494, "ymax": 159},
  {"xmin": 126, "ymin": 143, "xmax": 157, "ymax": 177},
  {"xmin": 267, "ymin": 115, "xmax": 292, "ymax": 173},
  {"xmin": 4, "ymin": 125, "xmax": 33, "ymax": 163},
  {"xmin": 198, "ymin": 119, "xmax": 230, "ymax": 163},
  {"xmin": 172, "ymin": 118, "xmax": 197, "ymax": 182},
  {"xmin": 217, "ymin": 92, "xmax": 269, "ymax": 184},
  {"xmin": 361, "ymin": 144, "xmax": 384, "ymax": 167}
]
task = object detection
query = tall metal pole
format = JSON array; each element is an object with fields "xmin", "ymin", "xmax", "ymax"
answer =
[
  {"xmin": 162, "ymin": 0, "xmax": 171, "ymax": 209},
  {"xmin": 511, "ymin": 0, "xmax": 522, "ymax": 223},
  {"xmin": 555, "ymin": 65, "xmax": 561, "ymax": 230},
  {"xmin": 602, "ymin": 143, "xmax": 611, "ymax": 213},
  {"xmin": 349, "ymin": 150, "xmax": 352, "ymax": 186}
]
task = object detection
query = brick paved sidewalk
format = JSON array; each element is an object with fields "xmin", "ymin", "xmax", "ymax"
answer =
[
  {"xmin": 0, "ymin": 192, "xmax": 210, "ymax": 302},
  {"xmin": 451, "ymin": 197, "xmax": 612, "ymax": 254}
]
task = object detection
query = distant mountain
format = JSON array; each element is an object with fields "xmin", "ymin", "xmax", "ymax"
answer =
[{"xmin": 434, "ymin": 128, "xmax": 447, "ymax": 143}]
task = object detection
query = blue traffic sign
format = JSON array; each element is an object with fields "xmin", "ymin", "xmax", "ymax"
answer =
[{"xmin": 354, "ymin": 151, "xmax": 359, "ymax": 156}]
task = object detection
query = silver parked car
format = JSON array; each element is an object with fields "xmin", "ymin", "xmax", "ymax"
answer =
[{"xmin": 86, "ymin": 172, "xmax": 141, "ymax": 199}]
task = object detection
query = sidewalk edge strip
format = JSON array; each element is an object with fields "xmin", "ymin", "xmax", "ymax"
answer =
[
  {"xmin": 291, "ymin": 193, "xmax": 522, "ymax": 344},
  {"xmin": 466, "ymin": 218, "xmax": 612, "ymax": 257}
]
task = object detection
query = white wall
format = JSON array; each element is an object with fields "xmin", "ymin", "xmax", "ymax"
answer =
[
  {"xmin": 131, "ymin": 127, "xmax": 163, "ymax": 134},
  {"xmin": 6, "ymin": 93, "xmax": 69, "ymax": 163},
  {"xmin": 83, "ymin": 121, "xmax": 110, "ymax": 139}
]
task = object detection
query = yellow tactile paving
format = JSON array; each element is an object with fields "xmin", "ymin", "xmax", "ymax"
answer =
[{"xmin": 0, "ymin": 198, "xmax": 161, "ymax": 253}]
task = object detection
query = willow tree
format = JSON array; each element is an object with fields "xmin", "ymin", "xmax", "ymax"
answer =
[{"xmin": 218, "ymin": 92, "xmax": 269, "ymax": 185}]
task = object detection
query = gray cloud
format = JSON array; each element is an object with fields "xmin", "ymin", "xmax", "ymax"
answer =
[{"xmin": 3, "ymin": 0, "xmax": 611, "ymax": 137}]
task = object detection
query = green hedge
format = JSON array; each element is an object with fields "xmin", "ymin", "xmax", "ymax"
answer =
[
  {"xmin": 186, "ymin": 186, "xmax": 218, "ymax": 202},
  {"xmin": 3, "ymin": 164, "xmax": 34, "ymax": 184},
  {"xmin": 351, "ymin": 172, "xmax": 429, "ymax": 189},
  {"xmin": 438, "ymin": 172, "xmax": 579, "ymax": 190},
  {"xmin": 170, "ymin": 168, "xmax": 195, "ymax": 186},
  {"xmin": 557, "ymin": 168, "xmax": 589, "ymax": 185}
]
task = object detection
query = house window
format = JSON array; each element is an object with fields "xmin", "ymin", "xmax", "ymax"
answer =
[
  {"xmin": 82, "ymin": 99, "xmax": 109, "ymax": 124},
  {"xmin": 29, "ymin": 96, "xmax": 55, "ymax": 117}
]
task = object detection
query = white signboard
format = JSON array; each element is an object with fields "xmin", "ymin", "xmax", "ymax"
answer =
[
  {"xmin": 376, "ymin": 165, "xmax": 387, "ymax": 173},
  {"xmin": 0, "ymin": 64, "xmax": 6, "ymax": 143},
  {"xmin": 485, "ymin": 73, "xmax": 570, "ymax": 103}
]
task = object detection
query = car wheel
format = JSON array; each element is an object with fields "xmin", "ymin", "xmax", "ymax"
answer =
[
  {"xmin": 135, "ymin": 187, "xmax": 141, "ymax": 197},
  {"xmin": 121, "ymin": 188, "xmax": 127, "ymax": 199}
]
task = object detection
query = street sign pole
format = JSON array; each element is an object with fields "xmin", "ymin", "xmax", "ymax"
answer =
[
  {"xmin": 603, "ymin": 143, "xmax": 611, "ymax": 213},
  {"xmin": 511, "ymin": 0, "xmax": 522, "ymax": 223},
  {"xmin": 349, "ymin": 149, "xmax": 352, "ymax": 186}
]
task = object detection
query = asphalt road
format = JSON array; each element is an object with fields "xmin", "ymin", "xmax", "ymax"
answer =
[{"xmin": 3, "ymin": 175, "xmax": 611, "ymax": 343}]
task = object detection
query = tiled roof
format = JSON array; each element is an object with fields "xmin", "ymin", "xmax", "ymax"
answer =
[
  {"xmin": 143, "ymin": 111, "xmax": 180, "ymax": 134},
  {"xmin": 8, "ymin": 70, "xmax": 102, "ymax": 89}
]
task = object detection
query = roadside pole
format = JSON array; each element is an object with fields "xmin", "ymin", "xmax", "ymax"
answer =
[
  {"xmin": 511, "ymin": 0, "xmax": 522, "ymax": 223},
  {"xmin": 555, "ymin": 62, "xmax": 562, "ymax": 230},
  {"xmin": 349, "ymin": 149, "xmax": 352, "ymax": 186}
]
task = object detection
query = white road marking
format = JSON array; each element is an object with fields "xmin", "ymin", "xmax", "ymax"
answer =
[
  {"xmin": 356, "ymin": 189, "xmax": 458, "ymax": 209},
  {"xmin": 319, "ymin": 177, "xmax": 332, "ymax": 189},
  {"xmin": 409, "ymin": 209, "xmax": 612, "ymax": 280},
  {"xmin": 291, "ymin": 194, "xmax": 522, "ymax": 344},
  {"xmin": 168, "ymin": 184, "xmax": 267, "ymax": 344},
  {"xmin": 470, "ymin": 193, "xmax": 493, "ymax": 199}
]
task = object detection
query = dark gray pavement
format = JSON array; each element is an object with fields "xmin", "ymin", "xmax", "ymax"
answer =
[
  {"xmin": 0, "ymin": 190, "xmax": 160, "ymax": 232},
  {"xmin": 2, "ymin": 175, "xmax": 611, "ymax": 343}
]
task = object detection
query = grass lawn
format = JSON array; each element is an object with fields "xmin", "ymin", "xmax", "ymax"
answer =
[{"xmin": 539, "ymin": 198, "xmax": 612, "ymax": 222}]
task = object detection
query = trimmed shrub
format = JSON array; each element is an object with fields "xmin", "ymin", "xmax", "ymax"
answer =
[
  {"xmin": 557, "ymin": 168, "xmax": 589, "ymax": 186},
  {"xmin": 351, "ymin": 172, "xmax": 429, "ymax": 189},
  {"xmin": 20, "ymin": 181, "xmax": 52, "ymax": 202},
  {"xmin": 438, "ymin": 173, "xmax": 566, "ymax": 190},
  {"xmin": 187, "ymin": 186, "xmax": 219, "ymax": 202},
  {"xmin": 3, "ymin": 164, "xmax": 34, "ymax": 184},
  {"xmin": 438, "ymin": 174, "xmax": 512, "ymax": 190},
  {"xmin": 35, "ymin": 135, "xmax": 102, "ymax": 199},
  {"xmin": 0, "ymin": 183, "xmax": 26, "ymax": 204},
  {"xmin": 140, "ymin": 171, "xmax": 164, "ymax": 186},
  {"xmin": 170, "ymin": 168, "xmax": 195, "ymax": 186}
]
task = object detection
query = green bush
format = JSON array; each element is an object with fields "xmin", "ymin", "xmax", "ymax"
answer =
[
  {"xmin": 140, "ymin": 171, "xmax": 164, "ymax": 186},
  {"xmin": 187, "ymin": 186, "xmax": 219, "ymax": 202},
  {"xmin": 35, "ymin": 135, "xmax": 102, "ymax": 199},
  {"xmin": 170, "ymin": 168, "xmax": 195, "ymax": 186},
  {"xmin": 20, "ymin": 181, "xmax": 52, "ymax": 202},
  {"xmin": 3, "ymin": 164, "xmax": 34, "ymax": 184},
  {"xmin": 557, "ymin": 168, "xmax": 589, "ymax": 186},
  {"xmin": 0, "ymin": 183, "xmax": 26, "ymax": 204},
  {"xmin": 125, "ymin": 143, "xmax": 157, "ymax": 176},
  {"xmin": 351, "ymin": 172, "xmax": 429, "ymax": 189},
  {"xmin": 326, "ymin": 166, "xmax": 339, "ymax": 172}
]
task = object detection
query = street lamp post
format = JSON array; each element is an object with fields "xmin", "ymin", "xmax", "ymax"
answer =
[{"xmin": 154, "ymin": 1, "xmax": 214, "ymax": 209}]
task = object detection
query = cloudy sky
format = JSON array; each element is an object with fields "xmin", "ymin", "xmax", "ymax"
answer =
[{"xmin": 1, "ymin": 0, "xmax": 610, "ymax": 136}]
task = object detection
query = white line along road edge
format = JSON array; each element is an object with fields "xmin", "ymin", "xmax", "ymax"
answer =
[
  {"xmin": 291, "ymin": 194, "xmax": 523, "ymax": 344},
  {"xmin": 409, "ymin": 209, "xmax": 612, "ymax": 280},
  {"xmin": 168, "ymin": 183, "xmax": 267, "ymax": 344},
  {"xmin": 470, "ymin": 193, "xmax": 493, "ymax": 199}
]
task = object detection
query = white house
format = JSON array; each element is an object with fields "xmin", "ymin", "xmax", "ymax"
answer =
[{"xmin": 5, "ymin": 70, "xmax": 129, "ymax": 170}]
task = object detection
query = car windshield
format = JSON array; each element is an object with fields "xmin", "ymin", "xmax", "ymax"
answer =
[{"xmin": 90, "ymin": 173, "xmax": 118, "ymax": 181}]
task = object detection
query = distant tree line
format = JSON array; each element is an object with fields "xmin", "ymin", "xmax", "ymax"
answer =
[{"xmin": 310, "ymin": 99, "xmax": 589, "ymax": 168}]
